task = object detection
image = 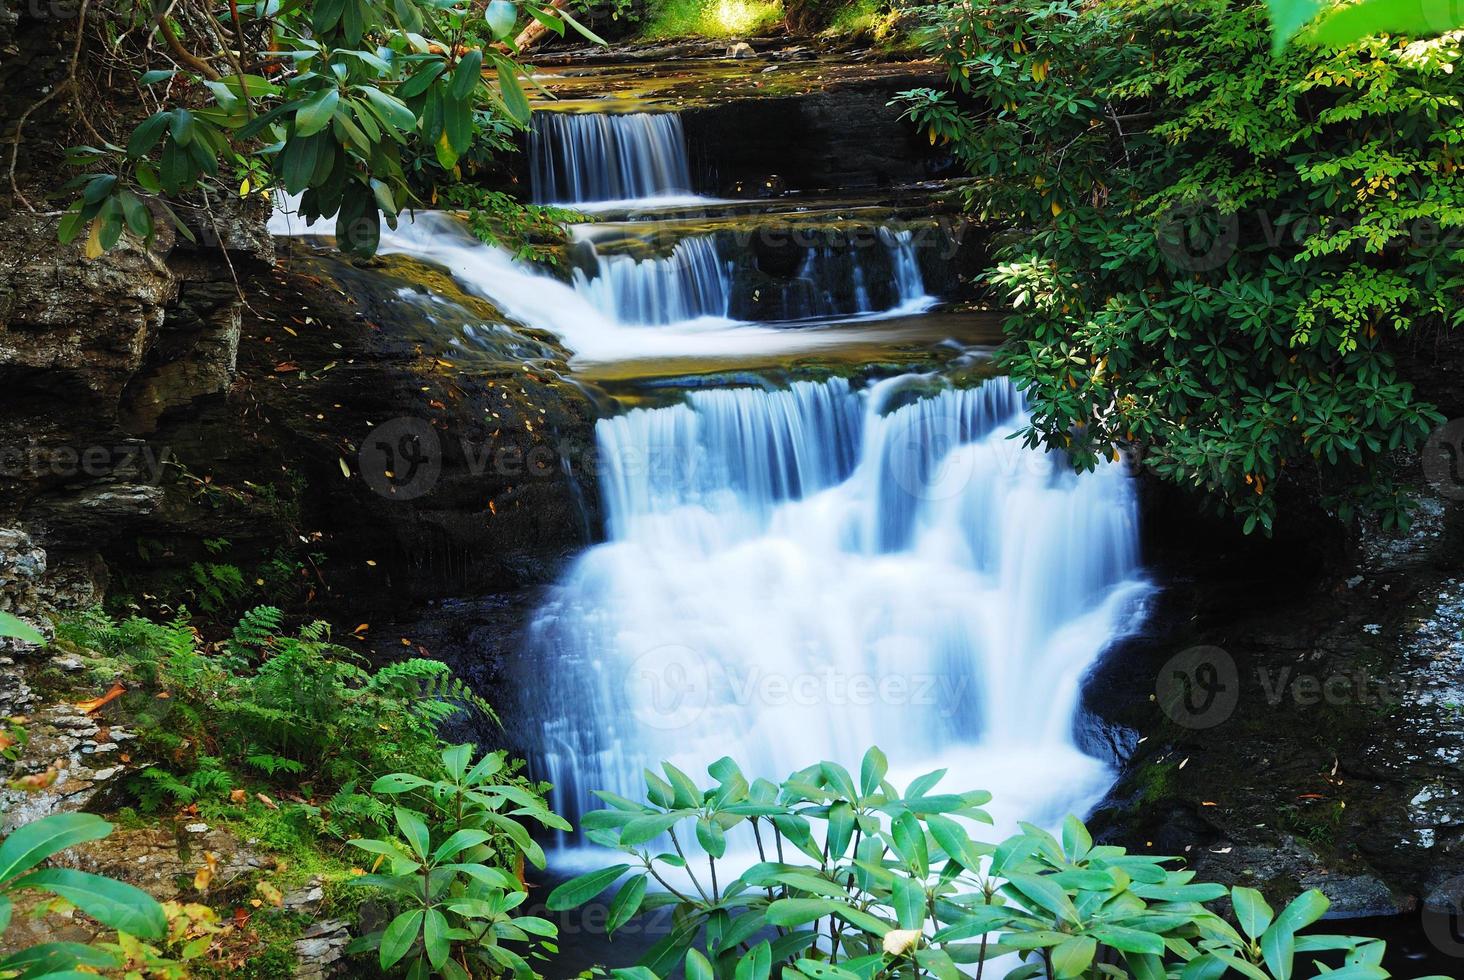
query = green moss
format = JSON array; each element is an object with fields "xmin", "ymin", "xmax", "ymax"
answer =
[
  {"xmin": 823, "ymin": 0, "xmax": 895, "ymax": 37},
  {"xmin": 1135, "ymin": 759, "xmax": 1179, "ymax": 806},
  {"xmin": 640, "ymin": 0, "xmax": 785, "ymax": 38}
]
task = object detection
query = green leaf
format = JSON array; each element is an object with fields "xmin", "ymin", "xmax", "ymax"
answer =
[
  {"xmin": 441, "ymin": 742, "xmax": 472, "ymax": 779},
  {"xmin": 555, "ymin": 5, "xmax": 605, "ymax": 44},
  {"xmin": 620, "ymin": 812, "xmax": 681, "ymax": 847},
  {"xmin": 1232, "ymin": 886, "xmax": 1274, "ymax": 940},
  {"xmin": 826, "ymin": 801, "xmax": 855, "ymax": 860},
  {"xmin": 127, "ymin": 113, "xmax": 171, "ymax": 159},
  {"xmin": 606, "ymin": 873, "xmax": 647, "ymax": 935},
  {"xmin": 1307, "ymin": 0, "xmax": 1459, "ymax": 47},
  {"xmin": 0, "ymin": 940, "xmax": 119, "ymax": 975},
  {"xmin": 684, "ymin": 948, "xmax": 715, "ymax": 980},
  {"xmin": 766, "ymin": 898, "xmax": 842, "ymax": 927},
  {"xmin": 1274, "ymin": 889, "xmax": 1330, "ymax": 933},
  {"xmin": 496, "ymin": 63, "xmax": 531, "ymax": 127},
  {"xmin": 1005, "ymin": 872, "xmax": 1081, "ymax": 924},
  {"xmin": 422, "ymin": 907, "xmax": 449, "ymax": 969},
  {"xmin": 485, "ymin": 0, "xmax": 517, "ymax": 38},
  {"xmin": 371, "ymin": 772, "xmax": 431, "ymax": 794},
  {"xmin": 380, "ymin": 909, "xmax": 423, "ymax": 969},
  {"xmin": 169, "ymin": 109, "xmax": 196, "ymax": 146},
  {"xmin": 139, "ymin": 69, "xmax": 177, "ymax": 85},
  {"xmin": 393, "ymin": 807, "xmax": 431, "ymax": 862},
  {"xmin": 0, "ymin": 612, "xmax": 44, "ymax": 647},
  {"xmin": 859, "ymin": 746, "xmax": 888, "ymax": 796},
  {"xmin": 1261, "ymin": 921, "xmax": 1296, "ymax": 980},
  {"xmin": 892, "ymin": 875, "xmax": 925, "ymax": 929},
  {"xmin": 546, "ymin": 863, "xmax": 630, "ymax": 910},
  {"xmin": 451, "ymin": 49, "xmax": 483, "ymax": 100},
  {"xmin": 734, "ymin": 940, "xmax": 772, "ymax": 980},
  {"xmin": 296, "ymin": 88, "xmax": 341, "ymax": 138},
  {"xmin": 1089, "ymin": 925, "xmax": 1165, "ymax": 955},
  {"xmin": 118, "ymin": 189, "xmax": 151, "ymax": 239},
  {"xmin": 10, "ymin": 869, "xmax": 166, "ymax": 939},
  {"xmin": 892, "ymin": 811, "xmax": 928, "ymax": 875},
  {"xmin": 398, "ymin": 59, "xmax": 447, "ymax": 99},
  {"xmin": 360, "ymin": 86, "xmax": 417, "ymax": 131},
  {"xmin": 1060, "ymin": 815, "xmax": 1092, "ymax": 861},
  {"xmin": 696, "ymin": 816, "xmax": 726, "ymax": 858},
  {"xmin": 432, "ymin": 829, "xmax": 492, "ymax": 863},
  {"xmin": 1265, "ymin": 0, "xmax": 1326, "ymax": 51},
  {"xmin": 1051, "ymin": 936, "xmax": 1097, "ymax": 978},
  {"xmin": 0, "ymin": 813, "xmax": 112, "ymax": 885}
]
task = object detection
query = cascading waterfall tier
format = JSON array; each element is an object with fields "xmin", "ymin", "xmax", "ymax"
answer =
[
  {"xmin": 522, "ymin": 375, "xmax": 1150, "ymax": 849},
  {"xmin": 569, "ymin": 227, "xmax": 931, "ymax": 326},
  {"xmin": 530, "ymin": 111, "xmax": 694, "ymax": 204},
  {"xmin": 572, "ymin": 236, "xmax": 732, "ymax": 325}
]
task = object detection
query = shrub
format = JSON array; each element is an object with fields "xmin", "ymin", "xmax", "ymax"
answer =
[
  {"xmin": 552, "ymin": 748, "xmax": 1432, "ymax": 980},
  {"xmin": 897, "ymin": 0, "xmax": 1462, "ymax": 533}
]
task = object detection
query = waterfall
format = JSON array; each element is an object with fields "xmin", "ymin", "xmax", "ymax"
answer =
[
  {"xmin": 522, "ymin": 375, "xmax": 1150, "ymax": 847},
  {"xmin": 569, "ymin": 227, "xmax": 932, "ymax": 327},
  {"xmin": 530, "ymin": 112, "xmax": 695, "ymax": 204},
  {"xmin": 572, "ymin": 237, "xmax": 733, "ymax": 326}
]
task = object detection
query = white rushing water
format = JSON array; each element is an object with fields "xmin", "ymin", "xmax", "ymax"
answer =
[
  {"xmin": 524, "ymin": 375, "xmax": 1151, "ymax": 854},
  {"xmin": 530, "ymin": 112, "xmax": 697, "ymax": 204},
  {"xmin": 570, "ymin": 228, "xmax": 931, "ymax": 326},
  {"xmin": 269, "ymin": 105, "xmax": 1153, "ymax": 860}
]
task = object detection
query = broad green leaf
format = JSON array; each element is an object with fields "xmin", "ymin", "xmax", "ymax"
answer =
[
  {"xmin": 393, "ymin": 807, "xmax": 431, "ymax": 862},
  {"xmin": 1232, "ymin": 886, "xmax": 1274, "ymax": 940},
  {"xmin": 734, "ymin": 940, "xmax": 772, "ymax": 980},
  {"xmin": 685, "ymin": 948, "xmax": 715, "ymax": 980},
  {"xmin": 1266, "ymin": 0, "xmax": 1326, "ymax": 51},
  {"xmin": 0, "ymin": 612, "xmax": 44, "ymax": 646},
  {"xmin": 485, "ymin": 0, "xmax": 517, "ymax": 37},
  {"xmin": 1051, "ymin": 936, "xmax": 1097, "ymax": 978},
  {"xmin": 767, "ymin": 897, "xmax": 842, "ymax": 927},
  {"xmin": 381, "ymin": 909, "xmax": 423, "ymax": 969},
  {"xmin": 451, "ymin": 49, "xmax": 483, "ymax": 100},
  {"xmin": 496, "ymin": 63, "xmax": 531, "ymax": 127},
  {"xmin": 1308, "ymin": 0, "xmax": 1461, "ymax": 47},
  {"xmin": 295, "ymin": 88, "xmax": 341, "ymax": 138},
  {"xmin": 432, "ymin": 829, "xmax": 492, "ymax": 863},
  {"xmin": 546, "ymin": 863, "xmax": 630, "ymax": 910},
  {"xmin": 860, "ymin": 746, "xmax": 888, "ymax": 796},
  {"xmin": 0, "ymin": 813, "xmax": 112, "ymax": 885},
  {"xmin": 606, "ymin": 873, "xmax": 647, "ymax": 935},
  {"xmin": 10, "ymin": 869, "xmax": 165, "ymax": 939},
  {"xmin": 422, "ymin": 907, "xmax": 449, "ymax": 969}
]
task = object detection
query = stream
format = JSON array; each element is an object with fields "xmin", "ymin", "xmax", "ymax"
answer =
[{"xmin": 271, "ymin": 43, "xmax": 1154, "ymax": 949}]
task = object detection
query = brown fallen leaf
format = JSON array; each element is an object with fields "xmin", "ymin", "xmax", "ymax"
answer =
[
  {"xmin": 257, "ymin": 881, "xmax": 284, "ymax": 908},
  {"xmin": 256, "ymin": 792, "xmax": 278, "ymax": 810},
  {"xmin": 230, "ymin": 788, "xmax": 247, "ymax": 804},
  {"xmin": 274, "ymin": 361, "xmax": 300, "ymax": 373},
  {"xmin": 10, "ymin": 767, "xmax": 60, "ymax": 792},
  {"xmin": 75, "ymin": 681, "xmax": 127, "ymax": 715}
]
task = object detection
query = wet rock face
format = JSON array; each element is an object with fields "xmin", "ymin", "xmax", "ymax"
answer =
[
  {"xmin": 1082, "ymin": 486, "xmax": 1464, "ymax": 917},
  {"xmin": 0, "ymin": 199, "xmax": 272, "ymax": 610},
  {"xmin": 681, "ymin": 70, "xmax": 952, "ymax": 195},
  {"xmin": 145, "ymin": 241, "xmax": 608, "ymax": 613}
]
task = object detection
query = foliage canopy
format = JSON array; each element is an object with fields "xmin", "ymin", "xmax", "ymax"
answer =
[{"xmin": 898, "ymin": 0, "xmax": 1463, "ymax": 532}]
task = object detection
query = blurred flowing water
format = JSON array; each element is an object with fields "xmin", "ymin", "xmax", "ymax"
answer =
[{"xmin": 522, "ymin": 374, "xmax": 1151, "ymax": 854}]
